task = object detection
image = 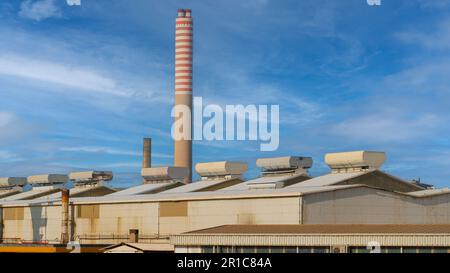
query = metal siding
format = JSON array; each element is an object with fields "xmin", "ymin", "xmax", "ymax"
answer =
[{"xmin": 171, "ymin": 234, "xmax": 450, "ymax": 247}]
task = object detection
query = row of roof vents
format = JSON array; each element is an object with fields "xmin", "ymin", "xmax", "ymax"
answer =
[
  {"xmin": 140, "ymin": 151, "xmax": 387, "ymax": 183},
  {"xmin": 0, "ymin": 171, "xmax": 113, "ymax": 189},
  {"xmin": 1, "ymin": 151, "xmax": 387, "ymax": 188}
]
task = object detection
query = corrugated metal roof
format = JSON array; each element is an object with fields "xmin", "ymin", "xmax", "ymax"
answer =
[
  {"xmin": 0, "ymin": 188, "xmax": 60, "ymax": 201},
  {"xmin": 159, "ymin": 179, "xmax": 238, "ymax": 194},
  {"xmin": 286, "ymin": 172, "xmax": 366, "ymax": 188},
  {"xmin": 0, "ymin": 189, "xmax": 21, "ymax": 199},
  {"xmin": 34, "ymin": 185, "xmax": 115, "ymax": 200},
  {"xmin": 109, "ymin": 182, "xmax": 181, "ymax": 196},
  {"xmin": 185, "ymin": 224, "xmax": 450, "ymax": 235},
  {"xmin": 102, "ymin": 243, "xmax": 174, "ymax": 252},
  {"xmin": 220, "ymin": 173, "xmax": 309, "ymax": 191}
]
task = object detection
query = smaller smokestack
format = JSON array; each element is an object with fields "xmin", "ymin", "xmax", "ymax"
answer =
[
  {"xmin": 177, "ymin": 9, "xmax": 185, "ymax": 17},
  {"xmin": 185, "ymin": 9, "xmax": 192, "ymax": 17},
  {"xmin": 60, "ymin": 189, "xmax": 70, "ymax": 245},
  {"xmin": 142, "ymin": 138, "xmax": 152, "ymax": 168}
]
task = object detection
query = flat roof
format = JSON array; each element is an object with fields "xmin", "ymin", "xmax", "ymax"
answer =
[{"xmin": 185, "ymin": 224, "xmax": 450, "ymax": 235}]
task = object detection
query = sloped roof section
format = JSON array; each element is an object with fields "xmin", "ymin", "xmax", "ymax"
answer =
[
  {"xmin": 287, "ymin": 170, "xmax": 423, "ymax": 193},
  {"xmin": 109, "ymin": 181, "xmax": 182, "ymax": 196},
  {"xmin": 220, "ymin": 173, "xmax": 310, "ymax": 191},
  {"xmin": 160, "ymin": 178, "xmax": 243, "ymax": 194}
]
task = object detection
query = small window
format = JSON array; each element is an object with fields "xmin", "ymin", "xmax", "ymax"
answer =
[
  {"xmin": 202, "ymin": 246, "xmax": 214, "ymax": 253},
  {"xmin": 298, "ymin": 248, "xmax": 312, "ymax": 253},
  {"xmin": 402, "ymin": 247, "xmax": 417, "ymax": 254},
  {"xmin": 242, "ymin": 247, "xmax": 255, "ymax": 253},
  {"xmin": 256, "ymin": 247, "xmax": 270, "ymax": 253},
  {"xmin": 284, "ymin": 247, "xmax": 297, "ymax": 253},
  {"xmin": 270, "ymin": 247, "xmax": 284, "ymax": 253},
  {"xmin": 433, "ymin": 248, "xmax": 449, "ymax": 253}
]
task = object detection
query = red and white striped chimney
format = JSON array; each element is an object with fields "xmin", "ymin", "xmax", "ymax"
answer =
[{"xmin": 174, "ymin": 9, "xmax": 193, "ymax": 183}]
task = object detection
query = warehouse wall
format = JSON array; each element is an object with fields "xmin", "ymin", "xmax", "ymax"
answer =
[
  {"xmin": 302, "ymin": 187, "xmax": 450, "ymax": 224},
  {"xmin": 159, "ymin": 197, "xmax": 301, "ymax": 235},
  {"xmin": 1, "ymin": 205, "xmax": 62, "ymax": 243},
  {"xmin": 74, "ymin": 196, "xmax": 300, "ymax": 241},
  {"xmin": 1, "ymin": 196, "xmax": 301, "ymax": 244}
]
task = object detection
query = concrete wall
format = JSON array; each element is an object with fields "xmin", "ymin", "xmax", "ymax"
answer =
[{"xmin": 302, "ymin": 187, "xmax": 450, "ymax": 224}]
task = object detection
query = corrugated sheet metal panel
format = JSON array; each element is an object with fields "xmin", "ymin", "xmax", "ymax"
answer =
[
  {"xmin": 184, "ymin": 224, "xmax": 450, "ymax": 234},
  {"xmin": 109, "ymin": 182, "xmax": 179, "ymax": 196},
  {"xmin": 161, "ymin": 179, "xmax": 227, "ymax": 194},
  {"xmin": 171, "ymin": 234, "xmax": 450, "ymax": 247},
  {"xmin": 287, "ymin": 172, "xmax": 366, "ymax": 188}
]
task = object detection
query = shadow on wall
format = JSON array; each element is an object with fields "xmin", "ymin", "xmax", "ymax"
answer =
[{"xmin": 30, "ymin": 206, "xmax": 47, "ymax": 242}]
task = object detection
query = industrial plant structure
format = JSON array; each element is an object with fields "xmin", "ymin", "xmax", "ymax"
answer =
[{"xmin": 1, "ymin": 9, "xmax": 450, "ymax": 254}]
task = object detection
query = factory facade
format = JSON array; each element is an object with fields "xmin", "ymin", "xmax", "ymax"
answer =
[
  {"xmin": 2, "ymin": 151, "xmax": 450, "ymax": 253},
  {"xmin": 1, "ymin": 9, "xmax": 450, "ymax": 254}
]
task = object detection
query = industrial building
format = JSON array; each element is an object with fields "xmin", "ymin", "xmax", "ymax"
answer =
[{"xmin": 1, "ymin": 9, "xmax": 450, "ymax": 253}]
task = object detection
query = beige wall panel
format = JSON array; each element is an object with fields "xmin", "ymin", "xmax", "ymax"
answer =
[
  {"xmin": 303, "ymin": 187, "xmax": 450, "ymax": 224},
  {"xmin": 74, "ymin": 203, "xmax": 159, "ymax": 239},
  {"xmin": 184, "ymin": 197, "xmax": 300, "ymax": 233}
]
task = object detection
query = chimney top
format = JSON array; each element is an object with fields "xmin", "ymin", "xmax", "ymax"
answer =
[{"xmin": 178, "ymin": 9, "xmax": 185, "ymax": 17}]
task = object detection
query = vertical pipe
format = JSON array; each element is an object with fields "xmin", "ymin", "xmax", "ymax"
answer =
[
  {"xmin": 174, "ymin": 8, "xmax": 193, "ymax": 183},
  {"xmin": 0, "ymin": 207, "xmax": 3, "ymax": 244},
  {"xmin": 61, "ymin": 189, "xmax": 69, "ymax": 245},
  {"xmin": 142, "ymin": 138, "xmax": 152, "ymax": 168}
]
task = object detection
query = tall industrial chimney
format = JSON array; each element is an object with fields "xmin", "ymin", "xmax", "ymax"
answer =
[
  {"xmin": 174, "ymin": 8, "xmax": 193, "ymax": 183},
  {"xmin": 142, "ymin": 138, "xmax": 152, "ymax": 168}
]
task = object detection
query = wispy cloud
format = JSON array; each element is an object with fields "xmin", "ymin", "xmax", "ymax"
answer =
[
  {"xmin": 0, "ymin": 111, "xmax": 38, "ymax": 144},
  {"xmin": 332, "ymin": 113, "xmax": 441, "ymax": 143},
  {"xmin": 0, "ymin": 54, "xmax": 129, "ymax": 96},
  {"xmin": 59, "ymin": 146, "xmax": 139, "ymax": 156},
  {"xmin": 59, "ymin": 146, "xmax": 172, "ymax": 158},
  {"xmin": 0, "ymin": 150, "xmax": 23, "ymax": 162},
  {"xmin": 19, "ymin": 0, "xmax": 61, "ymax": 21},
  {"xmin": 396, "ymin": 20, "xmax": 450, "ymax": 50}
]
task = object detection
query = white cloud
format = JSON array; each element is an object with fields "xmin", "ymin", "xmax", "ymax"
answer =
[
  {"xmin": 332, "ymin": 113, "xmax": 441, "ymax": 142},
  {"xmin": 0, "ymin": 111, "xmax": 14, "ymax": 128},
  {"xmin": 66, "ymin": 0, "xmax": 81, "ymax": 6},
  {"xmin": 19, "ymin": 0, "xmax": 61, "ymax": 21},
  {"xmin": 0, "ymin": 54, "xmax": 130, "ymax": 96},
  {"xmin": 0, "ymin": 111, "xmax": 37, "ymax": 143}
]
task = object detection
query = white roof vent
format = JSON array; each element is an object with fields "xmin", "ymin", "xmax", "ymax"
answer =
[
  {"xmin": 0, "ymin": 177, "xmax": 27, "ymax": 188},
  {"xmin": 195, "ymin": 161, "xmax": 248, "ymax": 180},
  {"xmin": 325, "ymin": 151, "xmax": 386, "ymax": 173},
  {"xmin": 141, "ymin": 167, "xmax": 188, "ymax": 183},
  {"xmin": 256, "ymin": 156, "xmax": 313, "ymax": 176},
  {"xmin": 27, "ymin": 174, "xmax": 69, "ymax": 185},
  {"xmin": 69, "ymin": 171, "xmax": 113, "ymax": 185}
]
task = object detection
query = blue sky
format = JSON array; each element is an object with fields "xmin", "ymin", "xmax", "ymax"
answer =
[{"xmin": 1, "ymin": 0, "xmax": 450, "ymax": 187}]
